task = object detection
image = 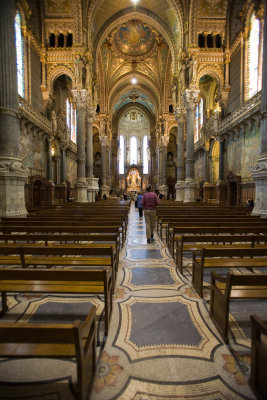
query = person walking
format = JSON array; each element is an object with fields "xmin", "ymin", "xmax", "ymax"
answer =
[
  {"xmin": 141, "ymin": 185, "xmax": 159, "ymax": 243},
  {"xmin": 137, "ymin": 192, "xmax": 143, "ymax": 218}
]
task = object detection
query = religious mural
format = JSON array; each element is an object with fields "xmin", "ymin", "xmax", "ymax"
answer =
[
  {"xmin": 44, "ymin": 0, "xmax": 72, "ymax": 15},
  {"xmin": 114, "ymin": 21, "xmax": 156, "ymax": 57},
  {"xmin": 126, "ymin": 168, "xmax": 141, "ymax": 193},
  {"xmin": 198, "ymin": 0, "xmax": 227, "ymax": 17}
]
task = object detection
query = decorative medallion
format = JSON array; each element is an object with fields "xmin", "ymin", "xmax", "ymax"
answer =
[{"xmin": 112, "ymin": 20, "xmax": 157, "ymax": 60}]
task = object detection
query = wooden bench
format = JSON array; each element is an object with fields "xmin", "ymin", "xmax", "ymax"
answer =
[
  {"xmin": 0, "ymin": 244, "xmax": 116, "ymax": 293},
  {"xmin": 249, "ymin": 314, "xmax": 267, "ymax": 400},
  {"xmin": 0, "ymin": 233, "xmax": 120, "ymax": 274},
  {"xmin": 192, "ymin": 247, "xmax": 267, "ymax": 297},
  {"xmin": 0, "ymin": 305, "xmax": 96, "ymax": 400},
  {"xmin": 0, "ymin": 267, "xmax": 112, "ymax": 336},
  {"xmin": 175, "ymin": 234, "xmax": 267, "ymax": 274},
  {"xmin": 209, "ymin": 272, "xmax": 267, "ymax": 342},
  {"xmin": 169, "ymin": 226, "xmax": 267, "ymax": 258}
]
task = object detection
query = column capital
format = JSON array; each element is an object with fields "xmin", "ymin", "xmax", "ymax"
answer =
[
  {"xmin": 183, "ymin": 89, "xmax": 200, "ymax": 111},
  {"xmin": 174, "ymin": 107, "xmax": 186, "ymax": 122},
  {"xmin": 72, "ymin": 89, "xmax": 88, "ymax": 110},
  {"xmin": 87, "ymin": 107, "xmax": 96, "ymax": 123},
  {"xmin": 99, "ymin": 134, "xmax": 109, "ymax": 146},
  {"xmin": 159, "ymin": 134, "xmax": 169, "ymax": 148}
]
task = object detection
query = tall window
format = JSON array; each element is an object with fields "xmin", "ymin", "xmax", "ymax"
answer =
[
  {"xmin": 248, "ymin": 13, "xmax": 262, "ymax": 99},
  {"xmin": 119, "ymin": 135, "xmax": 125, "ymax": 174},
  {"xmin": 66, "ymin": 98, "xmax": 77, "ymax": 143},
  {"xmin": 15, "ymin": 11, "xmax": 25, "ymax": 97},
  {"xmin": 130, "ymin": 136, "xmax": 137, "ymax": 165},
  {"xmin": 194, "ymin": 97, "xmax": 203, "ymax": 143},
  {"xmin": 143, "ymin": 135, "xmax": 148, "ymax": 174}
]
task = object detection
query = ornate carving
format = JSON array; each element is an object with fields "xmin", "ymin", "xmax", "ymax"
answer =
[
  {"xmin": 0, "ymin": 159, "xmax": 28, "ymax": 176},
  {"xmin": 72, "ymin": 89, "xmax": 88, "ymax": 109},
  {"xmin": 183, "ymin": 89, "xmax": 200, "ymax": 111}
]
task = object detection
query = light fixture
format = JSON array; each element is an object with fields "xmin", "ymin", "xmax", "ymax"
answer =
[
  {"xmin": 51, "ymin": 145, "xmax": 55, "ymax": 157},
  {"xmin": 131, "ymin": 0, "xmax": 139, "ymax": 4},
  {"xmin": 131, "ymin": 77, "xmax": 137, "ymax": 85}
]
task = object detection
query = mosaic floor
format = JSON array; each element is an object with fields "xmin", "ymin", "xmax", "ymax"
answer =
[
  {"xmin": 0, "ymin": 203, "xmax": 262, "ymax": 399},
  {"xmin": 90, "ymin": 204, "xmax": 257, "ymax": 400}
]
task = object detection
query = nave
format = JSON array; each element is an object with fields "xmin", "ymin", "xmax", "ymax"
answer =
[
  {"xmin": 90, "ymin": 203, "xmax": 257, "ymax": 400},
  {"xmin": 0, "ymin": 201, "xmax": 265, "ymax": 400}
]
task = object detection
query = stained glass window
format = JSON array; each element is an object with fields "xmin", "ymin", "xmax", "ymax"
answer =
[
  {"xmin": 119, "ymin": 135, "xmax": 125, "ymax": 174},
  {"xmin": 143, "ymin": 135, "xmax": 148, "ymax": 174},
  {"xmin": 194, "ymin": 97, "xmax": 203, "ymax": 143},
  {"xmin": 66, "ymin": 98, "xmax": 77, "ymax": 144},
  {"xmin": 15, "ymin": 11, "xmax": 24, "ymax": 97},
  {"xmin": 130, "ymin": 136, "xmax": 137, "ymax": 165},
  {"xmin": 248, "ymin": 13, "xmax": 262, "ymax": 99}
]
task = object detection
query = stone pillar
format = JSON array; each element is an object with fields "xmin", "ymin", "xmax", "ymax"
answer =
[
  {"xmin": 86, "ymin": 107, "xmax": 99, "ymax": 202},
  {"xmin": 175, "ymin": 108, "xmax": 185, "ymax": 201},
  {"xmin": 72, "ymin": 89, "xmax": 88, "ymax": 202},
  {"xmin": 58, "ymin": 144, "xmax": 67, "ymax": 202},
  {"xmin": 216, "ymin": 139, "xmax": 227, "ymax": 204},
  {"xmin": 100, "ymin": 134, "xmax": 110, "ymax": 198},
  {"xmin": 203, "ymin": 144, "xmax": 212, "ymax": 202},
  {"xmin": 0, "ymin": 0, "xmax": 28, "ymax": 217},
  {"xmin": 45, "ymin": 138, "xmax": 55, "ymax": 205},
  {"xmin": 252, "ymin": 3, "xmax": 267, "ymax": 216},
  {"xmin": 158, "ymin": 135, "xmax": 169, "ymax": 197},
  {"xmin": 183, "ymin": 89, "xmax": 199, "ymax": 202}
]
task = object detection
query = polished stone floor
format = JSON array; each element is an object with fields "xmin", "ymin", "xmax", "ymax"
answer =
[{"xmin": 90, "ymin": 203, "xmax": 256, "ymax": 400}]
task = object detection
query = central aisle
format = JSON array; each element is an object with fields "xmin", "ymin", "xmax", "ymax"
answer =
[{"xmin": 91, "ymin": 202, "xmax": 255, "ymax": 400}]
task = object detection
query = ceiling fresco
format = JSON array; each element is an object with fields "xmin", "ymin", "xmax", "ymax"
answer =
[
  {"xmin": 114, "ymin": 89, "xmax": 156, "ymax": 114},
  {"xmin": 113, "ymin": 20, "xmax": 156, "ymax": 58}
]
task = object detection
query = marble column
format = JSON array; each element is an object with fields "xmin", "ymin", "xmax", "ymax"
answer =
[
  {"xmin": 86, "ymin": 107, "xmax": 99, "ymax": 202},
  {"xmin": 45, "ymin": 138, "xmax": 55, "ymax": 205},
  {"xmin": 100, "ymin": 134, "xmax": 110, "ymax": 198},
  {"xmin": 183, "ymin": 88, "xmax": 199, "ymax": 202},
  {"xmin": 216, "ymin": 139, "xmax": 227, "ymax": 204},
  {"xmin": 203, "ymin": 144, "xmax": 212, "ymax": 202},
  {"xmin": 0, "ymin": 0, "xmax": 28, "ymax": 216},
  {"xmin": 158, "ymin": 135, "xmax": 169, "ymax": 197},
  {"xmin": 175, "ymin": 108, "xmax": 185, "ymax": 201},
  {"xmin": 58, "ymin": 144, "xmax": 67, "ymax": 202},
  {"xmin": 72, "ymin": 89, "xmax": 88, "ymax": 202},
  {"xmin": 252, "ymin": 3, "xmax": 267, "ymax": 216}
]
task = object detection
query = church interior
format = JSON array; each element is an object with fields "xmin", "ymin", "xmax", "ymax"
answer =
[{"xmin": 0, "ymin": 0, "xmax": 267, "ymax": 399}]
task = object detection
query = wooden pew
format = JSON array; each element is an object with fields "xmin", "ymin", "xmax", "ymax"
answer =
[
  {"xmin": 0, "ymin": 225, "xmax": 123, "ymax": 248},
  {"xmin": 0, "ymin": 306, "xmax": 96, "ymax": 400},
  {"xmin": 0, "ymin": 267, "xmax": 112, "ymax": 336},
  {"xmin": 169, "ymin": 225, "xmax": 267, "ymax": 258},
  {"xmin": 175, "ymin": 234, "xmax": 267, "ymax": 274},
  {"xmin": 0, "ymin": 219, "xmax": 127, "ymax": 245},
  {"xmin": 209, "ymin": 272, "xmax": 267, "ymax": 342},
  {"xmin": 0, "ymin": 233, "xmax": 120, "ymax": 274},
  {"xmin": 192, "ymin": 247, "xmax": 267, "ymax": 297},
  {"xmin": 0, "ymin": 244, "xmax": 116, "ymax": 292},
  {"xmin": 249, "ymin": 315, "xmax": 267, "ymax": 400}
]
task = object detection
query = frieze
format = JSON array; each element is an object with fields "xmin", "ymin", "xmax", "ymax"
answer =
[
  {"xmin": 219, "ymin": 92, "xmax": 261, "ymax": 136},
  {"xmin": 0, "ymin": 159, "xmax": 28, "ymax": 176},
  {"xmin": 47, "ymin": 51, "xmax": 74, "ymax": 63},
  {"xmin": 197, "ymin": 52, "xmax": 224, "ymax": 64},
  {"xmin": 18, "ymin": 99, "xmax": 51, "ymax": 134}
]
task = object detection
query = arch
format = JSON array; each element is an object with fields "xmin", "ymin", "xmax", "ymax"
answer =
[
  {"xmin": 196, "ymin": 66, "xmax": 223, "ymax": 91},
  {"xmin": 113, "ymin": 102, "xmax": 156, "ymax": 135},
  {"xmin": 93, "ymin": 10, "xmax": 180, "ymax": 75},
  {"xmin": 47, "ymin": 65, "xmax": 74, "ymax": 97}
]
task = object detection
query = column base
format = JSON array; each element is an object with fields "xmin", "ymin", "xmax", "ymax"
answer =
[
  {"xmin": 251, "ymin": 154, "xmax": 267, "ymax": 217},
  {"xmin": 158, "ymin": 185, "xmax": 168, "ymax": 198},
  {"xmin": 216, "ymin": 181, "xmax": 228, "ymax": 205},
  {"xmin": 175, "ymin": 181, "xmax": 184, "ymax": 202},
  {"xmin": 75, "ymin": 181, "xmax": 88, "ymax": 203},
  {"xmin": 101, "ymin": 185, "xmax": 110, "ymax": 199},
  {"xmin": 0, "ymin": 158, "xmax": 28, "ymax": 217},
  {"xmin": 87, "ymin": 177, "xmax": 99, "ymax": 202},
  {"xmin": 183, "ymin": 180, "xmax": 196, "ymax": 203}
]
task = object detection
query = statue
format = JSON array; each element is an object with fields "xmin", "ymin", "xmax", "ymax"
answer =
[
  {"xmin": 171, "ymin": 78, "xmax": 178, "ymax": 106},
  {"xmin": 188, "ymin": 54, "xmax": 197, "ymax": 87},
  {"xmin": 93, "ymin": 80, "xmax": 99, "ymax": 107},
  {"xmin": 51, "ymin": 110, "xmax": 57, "ymax": 133},
  {"xmin": 74, "ymin": 55, "xmax": 84, "ymax": 87}
]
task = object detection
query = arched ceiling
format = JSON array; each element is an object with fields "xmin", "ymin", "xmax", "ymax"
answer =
[{"xmin": 87, "ymin": 0, "xmax": 184, "ymax": 122}]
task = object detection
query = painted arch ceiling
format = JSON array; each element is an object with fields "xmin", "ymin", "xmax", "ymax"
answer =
[{"xmin": 43, "ymin": 0, "xmax": 229, "ymax": 123}]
